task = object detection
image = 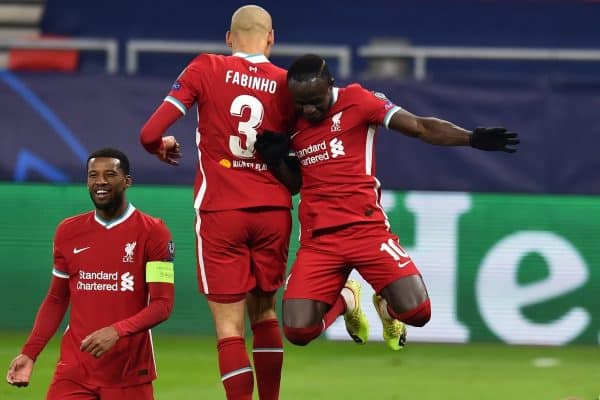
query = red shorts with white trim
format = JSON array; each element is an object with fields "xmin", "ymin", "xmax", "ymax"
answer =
[
  {"xmin": 196, "ymin": 207, "xmax": 291, "ymax": 296},
  {"xmin": 283, "ymin": 223, "xmax": 421, "ymax": 305}
]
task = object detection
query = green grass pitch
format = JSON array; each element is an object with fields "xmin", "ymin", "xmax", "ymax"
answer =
[{"xmin": 1, "ymin": 332, "xmax": 598, "ymax": 399}]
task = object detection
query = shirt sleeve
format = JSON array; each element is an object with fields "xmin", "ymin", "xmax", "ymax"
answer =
[
  {"xmin": 145, "ymin": 219, "xmax": 175, "ymax": 284},
  {"xmin": 22, "ymin": 224, "xmax": 72, "ymax": 360},
  {"xmin": 21, "ymin": 275, "xmax": 70, "ymax": 360},
  {"xmin": 111, "ymin": 220, "xmax": 174, "ymax": 337},
  {"xmin": 111, "ymin": 282, "xmax": 174, "ymax": 337},
  {"xmin": 164, "ymin": 55, "xmax": 207, "ymax": 115},
  {"xmin": 139, "ymin": 102, "xmax": 183, "ymax": 154},
  {"xmin": 52, "ymin": 228, "xmax": 69, "ymax": 277},
  {"xmin": 354, "ymin": 84, "xmax": 403, "ymax": 129}
]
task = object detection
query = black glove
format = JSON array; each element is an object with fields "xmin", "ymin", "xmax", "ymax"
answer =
[
  {"xmin": 254, "ymin": 131, "xmax": 290, "ymax": 164},
  {"xmin": 469, "ymin": 127, "xmax": 520, "ymax": 153}
]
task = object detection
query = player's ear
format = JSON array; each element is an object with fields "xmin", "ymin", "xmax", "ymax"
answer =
[
  {"xmin": 268, "ymin": 29, "xmax": 275, "ymax": 46},
  {"xmin": 225, "ymin": 31, "xmax": 233, "ymax": 48},
  {"xmin": 263, "ymin": 30, "xmax": 274, "ymax": 57},
  {"xmin": 125, "ymin": 175, "xmax": 132, "ymax": 188}
]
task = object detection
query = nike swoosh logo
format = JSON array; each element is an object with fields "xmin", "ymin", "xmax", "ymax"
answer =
[
  {"xmin": 397, "ymin": 260, "xmax": 412, "ymax": 268},
  {"xmin": 73, "ymin": 247, "xmax": 91, "ymax": 254}
]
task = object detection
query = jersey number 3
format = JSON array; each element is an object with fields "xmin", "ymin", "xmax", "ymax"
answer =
[{"xmin": 229, "ymin": 95, "xmax": 264, "ymax": 159}]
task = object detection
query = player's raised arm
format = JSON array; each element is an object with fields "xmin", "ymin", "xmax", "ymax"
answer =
[
  {"xmin": 140, "ymin": 102, "xmax": 183, "ymax": 165},
  {"xmin": 387, "ymin": 108, "xmax": 520, "ymax": 152}
]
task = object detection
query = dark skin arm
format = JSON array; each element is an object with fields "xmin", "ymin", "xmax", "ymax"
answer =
[
  {"xmin": 388, "ymin": 108, "xmax": 471, "ymax": 146},
  {"xmin": 388, "ymin": 108, "xmax": 519, "ymax": 152},
  {"xmin": 265, "ymin": 156, "xmax": 302, "ymax": 195},
  {"xmin": 254, "ymin": 131, "xmax": 302, "ymax": 195},
  {"xmin": 256, "ymin": 108, "xmax": 518, "ymax": 193}
]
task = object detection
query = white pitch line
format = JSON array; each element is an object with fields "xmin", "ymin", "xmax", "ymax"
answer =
[{"xmin": 531, "ymin": 357, "xmax": 560, "ymax": 368}]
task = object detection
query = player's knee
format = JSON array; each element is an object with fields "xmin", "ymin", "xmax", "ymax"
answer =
[{"xmin": 283, "ymin": 324, "xmax": 322, "ymax": 346}]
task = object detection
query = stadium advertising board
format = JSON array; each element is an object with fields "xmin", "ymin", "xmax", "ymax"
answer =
[
  {"xmin": 1, "ymin": 185, "xmax": 598, "ymax": 345},
  {"xmin": 326, "ymin": 191, "xmax": 599, "ymax": 346}
]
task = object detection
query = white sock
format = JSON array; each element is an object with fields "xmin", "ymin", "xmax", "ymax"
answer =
[
  {"xmin": 377, "ymin": 296, "xmax": 392, "ymax": 320},
  {"xmin": 340, "ymin": 287, "xmax": 355, "ymax": 314}
]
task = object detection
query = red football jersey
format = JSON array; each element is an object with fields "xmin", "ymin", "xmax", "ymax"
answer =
[
  {"xmin": 290, "ymin": 84, "xmax": 402, "ymax": 235},
  {"xmin": 164, "ymin": 52, "xmax": 296, "ymax": 211},
  {"xmin": 51, "ymin": 205, "xmax": 173, "ymax": 387}
]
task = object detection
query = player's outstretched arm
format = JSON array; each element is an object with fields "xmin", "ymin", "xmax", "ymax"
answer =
[
  {"xmin": 469, "ymin": 127, "xmax": 520, "ymax": 153},
  {"xmin": 6, "ymin": 354, "xmax": 34, "ymax": 387},
  {"xmin": 387, "ymin": 109, "xmax": 519, "ymax": 152}
]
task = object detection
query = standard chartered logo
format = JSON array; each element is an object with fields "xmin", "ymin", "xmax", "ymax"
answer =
[
  {"xmin": 120, "ymin": 272, "xmax": 134, "ymax": 291},
  {"xmin": 77, "ymin": 270, "xmax": 134, "ymax": 292},
  {"xmin": 326, "ymin": 191, "xmax": 596, "ymax": 345},
  {"xmin": 296, "ymin": 137, "xmax": 346, "ymax": 166}
]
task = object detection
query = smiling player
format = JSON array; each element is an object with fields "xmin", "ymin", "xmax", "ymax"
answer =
[{"xmin": 6, "ymin": 148, "xmax": 175, "ymax": 400}]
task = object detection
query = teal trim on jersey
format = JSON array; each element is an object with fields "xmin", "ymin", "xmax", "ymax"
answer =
[
  {"xmin": 52, "ymin": 267, "xmax": 69, "ymax": 279},
  {"xmin": 94, "ymin": 203, "xmax": 136, "ymax": 229},
  {"xmin": 233, "ymin": 52, "xmax": 269, "ymax": 63},
  {"xmin": 164, "ymin": 96, "xmax": 186, "ymax": 115},
  {"xmin": 384, "ymin": 106, "xmax": 402, "ymax": 129}
]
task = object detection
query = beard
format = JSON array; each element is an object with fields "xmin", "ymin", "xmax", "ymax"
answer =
[{"xmin": 90, "ymin": 190, "xmax": 124, "ymax": 213}]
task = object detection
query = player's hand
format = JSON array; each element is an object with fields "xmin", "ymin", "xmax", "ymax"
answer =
[
  {"xmin": 80, "ymin": 326, "xmax": 120, "ymax": 358},
  {"xmin": 6, "ymin": 354, "xmax": 34, "ymax": 387},
  {"xmin": 469, "ymin": 127, "xmax": 520, "ymax": 153},
  {"xmin": 157, "ymin": 136, "xmax": 181, "ymax": 165},
  {"xmin": 255, "ymin": 131, "xmax": 290, "ymax": 164}
]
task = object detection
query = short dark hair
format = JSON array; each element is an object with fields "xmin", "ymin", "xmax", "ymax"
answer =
[
  {"xmin": 87, "ymin": 148, "xmax": 131, "ymax": 175},
  {"xmin": 287, "ymin": 54, "xmax": 333, "ymax": 83}
]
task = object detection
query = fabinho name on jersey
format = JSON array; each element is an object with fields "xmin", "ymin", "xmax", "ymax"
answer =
[{"xmin": 225, "ymin": 70, "xmax": 277, "ymax": 94}]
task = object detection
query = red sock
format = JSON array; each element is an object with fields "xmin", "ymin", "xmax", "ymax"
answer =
[
  {"xmin": 283, "ymin": 296, "xmax": 346, "ymax": 346},
  {"xmin": 322, "ymin": 294, "xmax": 346, "ymax": 329},
  {"xmin": 217, "ymin": 336, "xmax": 254, "ymax": 400},
  {"xmin": 387, "ymin": 299, "xmax": 432, "ymax": 327},
  {"xmin": 251, "ymin": 319, "xmax": 283, "ymax": 400},
  {"xmin": 283, "ymin": 324, "xmax": 322, "ymax": 345}
]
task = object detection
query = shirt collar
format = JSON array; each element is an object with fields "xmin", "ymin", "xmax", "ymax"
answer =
[
  {"xmin": 232, "ymin": 52, "xmax": 270, "ymax": 64},
  {"xmin": 332, "ymin": 87, "xmax": 339, "ymax": 106},
  {"xmin": 94, "ymin": 203, "xmax": 136, "ymax": 230}
]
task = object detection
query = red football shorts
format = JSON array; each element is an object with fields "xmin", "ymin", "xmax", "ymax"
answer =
[
  {"xmin": 47, "ymin": 378, "xmax": 153, "ymax": 400},
  {"xmin": 284, "ymin": 222, "xmax": 421, "ymax": 305},
  {"xmin": 196, "ymin": 207, "xmax": 291, "ymax": 297}
]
